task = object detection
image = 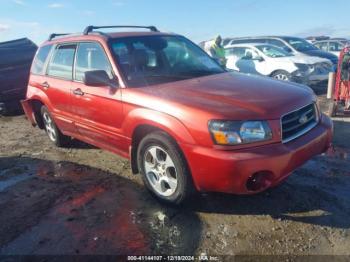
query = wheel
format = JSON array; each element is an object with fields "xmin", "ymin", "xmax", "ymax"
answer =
[
  {"xmin": 271, "ymin": 70, "xmax": 291, "ymax": 82},
  {"xmin": 137, "ymin": 131, "xmax": 194, "ymax": 205},
  {"xmin": 41, "ymin": 106, "xmax": 70, "ymax": 147},
  {"xmin": 328, "ymin": 100, "xmax": 338, "ymax": 117}
]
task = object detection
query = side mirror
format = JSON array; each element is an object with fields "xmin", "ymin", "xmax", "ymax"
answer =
[{"xmin": 83, "ymin": 70, "xmax": 118, "ymax": 89}]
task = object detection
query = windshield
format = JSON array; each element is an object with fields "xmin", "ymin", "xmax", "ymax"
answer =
[
  {"xmin": 283, "ymin": 37, "xmax": 318, "ymax": 52},
  {"xmin": 256, "ymin": 45, "xmax": 292, "ymax": 58},
  {"xmin": 110, "ymin": 35, "xmax": 225, "ymax": 87}
]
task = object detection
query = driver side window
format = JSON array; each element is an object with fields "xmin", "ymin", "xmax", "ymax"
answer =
[{"xmin": 75, "ymin": 42, "xmax": 113, "ymax": 82}]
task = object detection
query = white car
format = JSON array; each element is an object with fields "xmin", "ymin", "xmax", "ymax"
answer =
[
  {"xmin": 314, "ymin": 39, "xmax": 349, "ymax": 57},
  {"xmin": 225, "ymin": 43, "xmax": 333, "ymax": 85}
]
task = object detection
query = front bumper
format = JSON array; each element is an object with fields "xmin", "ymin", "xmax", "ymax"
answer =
[
  {"xmin": 181, "ymin": 114, "xmax": 333, "ymax": 194},
  {"xmin": 292, "ymin": 73, "xmax": 329, "ymax": 86}
]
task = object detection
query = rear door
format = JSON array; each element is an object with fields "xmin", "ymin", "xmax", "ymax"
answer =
[
  {"xmin": 44, "ymin": 44, "xmax": 77, "ymax": 134},
  {"xmin": 70, "ymin": 42, "xmax": 125, "ymax": 152}
]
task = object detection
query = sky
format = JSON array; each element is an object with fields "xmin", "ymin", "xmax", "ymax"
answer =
[{"xmin": 0, "ymin": 0, "xmax": 349, "ymax": 45}]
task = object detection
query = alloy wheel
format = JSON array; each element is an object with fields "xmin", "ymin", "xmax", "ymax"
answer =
[
  {"xmin": 143, "ymin": 146, "xmax": 178, "ymax": 197},
  {"xmin": 274, "ymin": 73, "xmax": 289, "ymax": 81},
  {"xmin": 43, "ymin": 112, "xmax": 57, "ymax": 142}
]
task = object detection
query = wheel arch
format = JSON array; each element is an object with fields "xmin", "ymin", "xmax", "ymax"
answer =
[
  {"xmin": 270, "ymin": 69, "xmax": 292, "ymax": 77},
  {"xmin": 125, "ymin": 109, "xmax": 196, "ymax": 174}
]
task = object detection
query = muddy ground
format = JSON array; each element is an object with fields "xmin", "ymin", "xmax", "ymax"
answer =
[{"xmin": 0, "ymin": 87, "xmax": 350, "ymax": 259}]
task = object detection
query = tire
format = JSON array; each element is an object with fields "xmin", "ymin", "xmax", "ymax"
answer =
[
  {"xmin": 41, "ymin": 106, "xmax": 70, "ymax": 147},
  {"xmin": 137, "ymin": 131, "xmax": 194, "ymax": 205},
  {"xmin": 271, "ymin": 70, "xmax": 291, "ymax": 82},
  {"xmin": 328, "ymin": 101, "xmax": 337, "ymax": 117}
]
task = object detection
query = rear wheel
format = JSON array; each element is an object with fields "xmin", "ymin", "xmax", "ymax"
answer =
[
  {"xmin": 137, "ymin": 131, "xmax": 194, "ymax": 205},
  {"xmin": 272, "ymin": 70, "xmax": 291, "ymax": 82},
  {"xmin": 41, "ymin": 106, "xmax": 70, "ymax": 147}
]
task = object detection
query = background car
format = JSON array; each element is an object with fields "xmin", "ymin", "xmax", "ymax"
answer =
[
  {"xmin": 0, "ymin": 38, "xmax": 37, "ymax": 115},
  {"xmin": 225, "ymin": 36, "xmax": 339, "ymax": 70},
  {"xmin": 305, "ymin": 36, "xmax": 330, "ymax": 43},
  {"xmin": 314, "ymin": 39, "xmax": 350, "ymax": 57},
  {"xmin": 225, "ymin": 43, "xmax": 333, "ymax": 85}
]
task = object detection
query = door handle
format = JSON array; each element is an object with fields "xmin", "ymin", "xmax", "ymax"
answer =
[
  {"xmin": 41, "ymin": 82, "xmax": 50, "ymax": 89},
  {"xmin": 73, "ymin": 88, "xmax": 84, "ymax": 96}
]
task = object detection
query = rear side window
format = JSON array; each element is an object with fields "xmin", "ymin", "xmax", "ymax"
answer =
[
  {"xmin": 75, "ymin": 42, "xmax": 113, "ymax": 81},
  {"xmin": 31, "ymin": 45, "xmax": 53, "ymax": 75},
  {"xmin": 226, "ymin": 47, "xmax": 250, "ymax": 59},
  {"xmin": 232, "ymin": 39, "xmax": 267, "ymax": 45},
  {"xmin": 47, "ymin": 44, "xmax": 76, "ymax": 79}
]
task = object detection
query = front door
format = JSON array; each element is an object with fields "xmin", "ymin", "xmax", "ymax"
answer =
[{"xmin": 71, "ymin": 42, "xmax": 125, "ymax": 152}]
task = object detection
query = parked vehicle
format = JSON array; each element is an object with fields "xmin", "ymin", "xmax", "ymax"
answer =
[
  {"xmin": 225, "ymin": 43, "xmax": 333, "ymax": 85},
  {"xmin": 22, "ymin": 26, "xmax": 333, "ymax": 204},
  {"xmin": 328, "ymin": 46, "xmax": 350, "ymax": 116},
  {"xmin": 306, "ymin": 36, "xmax": 330, "ymax": 43},
  {"xmin": 0, "ymin": 38, "xmax": 37, "ymax": 114},
  {"xmin": 225, "ymin": 36, "xmax": 339, "ymax": 70},
  {"xmin": 314, "ymin": 39, "xmax": 349, "ymax": 57}
]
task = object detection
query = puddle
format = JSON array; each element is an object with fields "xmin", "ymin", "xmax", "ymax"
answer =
[
  {"xmin": 0, "ymin": 157, "xmax": 202, "ymax": 255},
  {"xmin": 0, "ymin": 173, "xmax": 33, "ymax": 192}
]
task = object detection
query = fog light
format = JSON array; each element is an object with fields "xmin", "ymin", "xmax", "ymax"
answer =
[{"xmin": 246, "ymin": 171, "xmax": 273, "ymax": 192}]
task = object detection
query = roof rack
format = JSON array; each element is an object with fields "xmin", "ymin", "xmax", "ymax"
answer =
[
  {"xmin": 83, "ymin": 25, "xmax": 159, "ymax": 35},
  {"xmin": 48, "ymin": 33, "xmax": 70, "ymax": 41}
]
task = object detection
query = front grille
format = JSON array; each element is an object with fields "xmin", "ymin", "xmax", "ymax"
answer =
[{"xmin": 281, "ymin": 103, "xmax": 318, "ymax": 143}]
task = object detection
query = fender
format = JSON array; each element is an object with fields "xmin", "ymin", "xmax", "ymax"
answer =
[
  {"xmin": 123, "ymin": 108, "xmax": 196, "ymax": 145},
  {"xmin": 26, "ymin": 83, "xmax": 54, "ymax": 111},
  {"xmin": 21, "ymin": 85, "xmax": 53, "ymax": 126}
]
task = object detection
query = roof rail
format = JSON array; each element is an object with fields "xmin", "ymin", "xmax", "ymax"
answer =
[
  {"xmin": 83, "ymin": 25, "xmax": 159, "ymax": 35},
  {"xmin": 48, "ymin": 33, "xmax": 70, "ymax": 41}
]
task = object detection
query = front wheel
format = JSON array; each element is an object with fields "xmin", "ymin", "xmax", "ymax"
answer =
[
  {"xmin": 41, "ymin": 106, "xmax": 70, "ymax": 147},
  {"xmin": 271, "ymin": 70, "xmax": 291, "ymax": 82},
  {"xmin": 137, "ymin": 131, "xmax": 194, "ymax": 205}
]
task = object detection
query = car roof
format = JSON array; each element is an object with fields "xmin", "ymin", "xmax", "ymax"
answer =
[
  {"xmin": 228, "ymin": 36, "xmax": 309, "ymax": 43},
  {"xmin": 225, "ymin": 43, "xmax": 273, "ymax": 48},
  {"xmin": 41, "ymin": 31, "xmax": 176, "ymax": 46},
  {"xmin": 229, "ymin": 36, "xmax": 288, "ymax": 40}
]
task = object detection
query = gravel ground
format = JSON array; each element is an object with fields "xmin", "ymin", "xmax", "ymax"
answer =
[{"xmin": 0, "ymin": 86, "xmax": 350, "ymax": 259}]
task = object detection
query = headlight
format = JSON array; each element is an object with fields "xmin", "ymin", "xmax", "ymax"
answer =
[{"xmin": 208, "ymin": 120, "xmax": 272, "ymax": 145}]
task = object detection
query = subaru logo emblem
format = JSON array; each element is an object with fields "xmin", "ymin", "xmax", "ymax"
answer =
[{"xmin": 299, "ymin": 113, "xmax": 308, "ymax": 124}]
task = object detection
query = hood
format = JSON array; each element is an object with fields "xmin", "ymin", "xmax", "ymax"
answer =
[
  {"xmin": 274, "ymin": 54, "xmax": 331, "ymax": 65},
  {"xmin": 302, "ymin": 49, "xmax": 338, "ymax": 64},
  {"xmin": 126, "ymin": 72, "xmax": 315, "ymax": 121}
]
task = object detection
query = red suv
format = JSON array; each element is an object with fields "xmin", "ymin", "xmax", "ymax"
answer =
[{"xmin": 22, "ymin": 25, "xmax": 333, "ymax": 204}]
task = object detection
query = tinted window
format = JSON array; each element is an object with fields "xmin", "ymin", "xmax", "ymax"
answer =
[
  {"xmin": 256, "ymin": 45, "xmax": 292, "ymax": 57},
  {"xmin": 231, "ymin": 39, "xmax": 267, "ymax": 45},
  {"xmin": 226, "ymin": 47, "xmax": 247, "ymax": 58},
  {"xmin": 110, "ymin": 35, "xmax": 224, "ymax": 87},
  {"xmin": 283, "ymin": 37, "xmax": 318, "ymax": 51},
  {"xmin": 31, "ymin": 45, "xmax": 53, "ymax": 75},
  {"xmin": 315, "ymin": 42, "xmax": 329, "ymax": 51},
  {"xmin": 226, "ymin": 47, "xmax": 259, "ymax": 60},
  {"xmin": 75, "ymin": 42, "xmax": 113, "ymax": 81},
  {"xmin": 47, "ymin": 45, "xmax": 76, "ymax": 79},
  {"xmin": 329, "ymin": 41, "xmax": 343, "ymax": 52},
  {"xmin": 266, "ymin": 39, "xmax": 286, "ymax": 48}
]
